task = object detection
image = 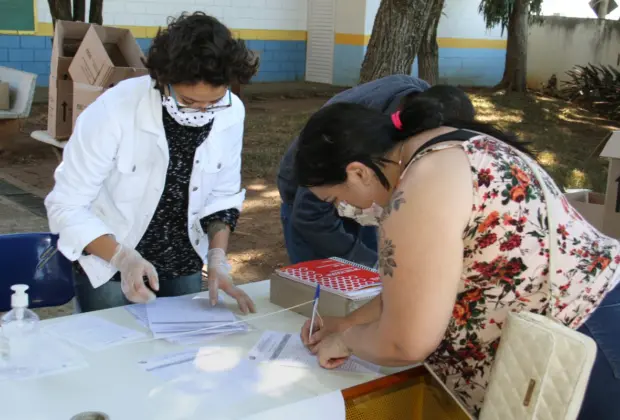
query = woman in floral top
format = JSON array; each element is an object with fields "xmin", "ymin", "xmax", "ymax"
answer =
[{"xmin": 294, "ymin": 93, "xmax": 620, "ymax": 419}]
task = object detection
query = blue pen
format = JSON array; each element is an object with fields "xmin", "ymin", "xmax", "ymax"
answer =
[{"xmin": 308, "ymin": 284, "xmax": 320, "ymax": 342}]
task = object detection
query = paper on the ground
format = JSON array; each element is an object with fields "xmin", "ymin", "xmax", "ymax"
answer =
[
  {"xmin": 0, "ymin": 332, "xmax": 88, "ymax": 381},
  {"xmin": 248, "ymin": 331, "xmax": 381, "ymax": 374},
  {"xmin": 240, "ymin": 391, "xmax": 346, "ymax": 420},
  {"xmin": 44, "ymin": 315, "xmax": 146, "ymax": 351}
]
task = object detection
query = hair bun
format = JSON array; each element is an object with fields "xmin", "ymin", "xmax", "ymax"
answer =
[{"xmin": 398, "ymin": 96, "xmax": 445, "ymax": 135}]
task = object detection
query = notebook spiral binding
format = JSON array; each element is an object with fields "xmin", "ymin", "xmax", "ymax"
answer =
[{"xmin": 329, "ymin": 257, "xmax": 379, "ymax": 273}]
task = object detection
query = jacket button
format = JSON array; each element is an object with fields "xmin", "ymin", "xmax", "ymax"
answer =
[
  {"xmin": 217, "ymin": 163, "xmax": 222, "ymax": 169},
  {"xmin": 132, "ymin": 165, "xmax": 136, "ymax": 172},
  {"xmin": 195, "ymin": 239, "xmax": 200, "ymax": 245},
  {"xmin": 192, "ymin": 186, "xmax": 198, "ymax": 191},
  {"xmin": 195, "ymin": 160, "xmax": 200, "ymax": 164}
]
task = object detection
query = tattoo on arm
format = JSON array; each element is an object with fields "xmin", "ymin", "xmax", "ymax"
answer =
[
  {"xmin": 380, "ymin": 190, "xmax": 406, "ymax": 223},
  {"xmin": 379, "ymin": 239, "xmax": 397, "ymax": 277},
  {"xmin": 378, "ymin": 190, "xmax": 406, "ymax": 278},
  {"xmin": 207, "ymin": 220, "xmax": 229, "ymax": 240}
]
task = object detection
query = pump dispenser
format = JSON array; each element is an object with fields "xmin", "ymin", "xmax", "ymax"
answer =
[{"xmin": 0, "ymin": 284, "xmax": 40, "ymax": 377}]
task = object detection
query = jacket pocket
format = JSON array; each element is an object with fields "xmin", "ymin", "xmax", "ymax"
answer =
[
  {"xmin": 110, "ymin": 158, "xmax": 153, "ymax": 203},
  {"xmin": 196, "ymin": 146, "xmax": 224, "ymax": 198}
]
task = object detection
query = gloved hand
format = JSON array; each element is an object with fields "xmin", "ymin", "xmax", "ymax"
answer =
[
  {"xmin": 110, "ymin": 244, "xmax": 159, "ymax": 303},
  {"xmin": 207, "ymin": 248, "xmax": 256, "ymax": 314}
]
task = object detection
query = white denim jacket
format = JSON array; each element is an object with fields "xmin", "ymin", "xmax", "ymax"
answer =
[{"xmin": 45, "ymin": 76, "xmax": 246, "ymax": 288}]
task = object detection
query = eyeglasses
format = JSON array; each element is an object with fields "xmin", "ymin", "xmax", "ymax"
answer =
[{"xmin": 168, "ymin": 85, "xmax": 232, "ymax": 113}]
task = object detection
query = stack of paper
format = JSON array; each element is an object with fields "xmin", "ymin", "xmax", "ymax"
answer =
[{"xmin": 126, "ymin": 295, "xmax": 249, "ymax": 345}]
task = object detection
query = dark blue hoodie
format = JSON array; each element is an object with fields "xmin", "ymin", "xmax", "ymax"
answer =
[{"xmin": 277, "ymin": 75, "xmax": 430, "ymax": 266}]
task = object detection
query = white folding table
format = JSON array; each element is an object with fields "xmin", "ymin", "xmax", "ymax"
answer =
[{"xmin": 0, "ymin": 280, "xmax": 393, "ymax": 420}]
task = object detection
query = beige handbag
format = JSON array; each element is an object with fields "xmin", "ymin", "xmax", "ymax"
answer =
[{"xmin": 479, "ymin": 152, "xmax": 598, "ymax": 420}]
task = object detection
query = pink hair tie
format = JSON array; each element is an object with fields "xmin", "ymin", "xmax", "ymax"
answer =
[{"xmin": 391, "ymin": 111, "xmax": 403, "ymax": 130}]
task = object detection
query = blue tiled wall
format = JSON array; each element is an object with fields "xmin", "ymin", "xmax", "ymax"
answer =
[
  {"xmin": 0, "ymin": 34, "xmax": 306, "ymax": 86},
  {"xmin": 333, "ymin": 44, "xmax": 506, "ymax": 87},
  {"xmin": 0, "ymin": 35, "xmax": 53, "ymax": 86},
  {"xmin": 245, "ymin": 40, "xmax": 306, "ymax": 82},
  {"xmin": 435, "ymin": 48, "xmax": 505, "ymax": 86},
  {"xmin": 333, "ymin": 44, "xmax": 366, "ymax": 86}
]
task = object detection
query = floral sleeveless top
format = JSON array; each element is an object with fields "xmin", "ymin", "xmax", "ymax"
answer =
[{"xmin": 414, "ymin": 134, "xmax": 620, "ymax": 416}]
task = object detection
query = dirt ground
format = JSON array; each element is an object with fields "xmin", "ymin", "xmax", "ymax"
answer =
[{"xmin": 0, "ymin": 83, "xmax": 618, "ymax": 319}]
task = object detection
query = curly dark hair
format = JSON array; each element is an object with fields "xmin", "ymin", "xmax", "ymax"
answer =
[{"xmin": 144, "ymin": 12, "xmax": 259, "ymax": 87}]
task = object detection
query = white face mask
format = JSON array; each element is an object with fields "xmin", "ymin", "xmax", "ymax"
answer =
[
  {"xmin": 337, "ymin": 201, "xmax": 384, "ymax": 227},
  {"xmin": 162, "ymin": 95, "xmax": 215, "ymax": 127}
]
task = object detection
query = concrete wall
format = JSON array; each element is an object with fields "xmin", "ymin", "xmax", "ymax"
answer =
[
  {"xmin": 0, "ymin": 0, "xmax": 309, "ymax": 86},
  {"xmin": 526, "ymin": 16, "xmax": 620, "ymax": 88}
]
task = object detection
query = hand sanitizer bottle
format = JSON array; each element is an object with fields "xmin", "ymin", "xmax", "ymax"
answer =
[{"xmin": 0, "ymin": 284, "xmax": 40, "ymax": 378}]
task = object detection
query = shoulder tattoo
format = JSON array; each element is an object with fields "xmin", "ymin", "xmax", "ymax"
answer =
[{"xmin": 381, "ymin": 190, "xmax": 407, "ymax": 223}]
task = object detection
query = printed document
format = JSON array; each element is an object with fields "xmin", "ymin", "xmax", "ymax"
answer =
[
  {"xmin": 248, "ymin": 331, "xmax": 381, "ymax": 374},
  {"xmin": 44, "ymin": 315, "xmax": 145, "ymax": 351}
]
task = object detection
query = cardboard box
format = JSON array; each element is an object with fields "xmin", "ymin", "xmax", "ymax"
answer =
[
  {"xmin": 48, "ymin": 76, "xmax": 73, "ymax": 139},
  {"xmin": 0, "ymin": 81, "xmax": 9, "ymax": 110},
  {"xmin": 72, "ymin": 82, "xmax": 106, "ymax": 127},
  {"xmin": 565, "ymin": 131, "xmax": 620, "ymax": 239},
  {"xmin": 269, "ymin": 273, "xmax": 377, "ymax": 318},
  {"xmin": 51, "ymin": 20, "xmax": 94, "ymax": 79},
  {"xmin": 68, "ymin": 25, "xmax": 147, "ymax": 88},
  {"xmin": 48, "ymin": 20, "xmax": 94, "ymax": 139}
]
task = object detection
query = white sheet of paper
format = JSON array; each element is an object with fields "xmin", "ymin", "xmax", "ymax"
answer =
[
  {"xmin": 146, "ymin": 296, "xmax": 237, "ymax": 326},
  {"xmin": 139, "ymin": 347, "xmax": 263, "ymax": 398},
  {"xmin": 44, "ymin": 315, "xmax": 146, "ymax": 351},
  {"xmin": 127, "ymin": 298, "xmax": 248, "ymax": 344},
  {"xmin": 248, "ymin": 331, "xmax": 381, "ymax": 374},
  {"xmin": 240, "ymin": 391, "xmax": 346, "ymax": 420},
  {"xmin": 126, "ymin": 303, "xmax": 148, "ymax": 328},
  {"xmin": 0, "ymin": 332, "xmax": 88, "ymax": 381}
]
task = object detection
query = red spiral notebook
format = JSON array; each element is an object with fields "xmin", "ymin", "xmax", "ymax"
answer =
[{"xmin": 275, "ymin": 257, "xmax": 381, "ymax": 299}]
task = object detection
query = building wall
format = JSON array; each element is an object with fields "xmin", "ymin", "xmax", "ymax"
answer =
[
  {"xmin": 332, "ymin": 0, "xmax": 508, "ymax": 87},
  {"xmin": 7, "ymin": 0, "xmax": 605, "ymax": 89},
  {"xmin": 527, "ymin": 16, "xmax": 620, "ymax": 88},
  {"xmin": 0, "ymin": 0, "xmax": 309, "ymax": 86}
]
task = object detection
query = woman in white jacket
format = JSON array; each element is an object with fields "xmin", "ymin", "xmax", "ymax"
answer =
[{"xmin": 45, "ymin": 12, "xmax": 258, "ymax": 313}]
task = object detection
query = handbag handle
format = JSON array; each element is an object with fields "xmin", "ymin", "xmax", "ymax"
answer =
[{"xmin": 513, "ymin": 149, "xmax": 558, "ymax": 320}]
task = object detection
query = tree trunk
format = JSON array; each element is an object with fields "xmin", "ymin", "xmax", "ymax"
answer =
[
  {"xmin": 47, "ymin": 0, "xmax": 72, "ymax": 27},
  {"xmin": 89, "ymin": 0, "xmax": 104, "ymax": 25},
  {"xmin": 73, "ymin": 0, "xmax": 86, "ymax": 22},
  {"xmin": 497, "ymin": 0, "xmax": 528, "ymax": 92},
  {"xmin": 417, "ymin": 0, "xmax": 444, "ymax": 85},
  {"xmin": 359, "ymin": 0, "xmax": 435, "ymax": 84}
]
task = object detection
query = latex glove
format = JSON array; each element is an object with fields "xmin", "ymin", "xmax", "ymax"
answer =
[
  {"xmin": 207, "ymin": 248, "xmax": 256, "ymax": 314},
  {"xmin": 300, "ymin": 315, "xmax": 351, "ymax": 353},
  {"xmin": 316, "ymin": 332, "xmax": 352, "ymax": 370},
  {"xmin": 110, "ymin": 244, "xmax": 159, "ymax": 303}
]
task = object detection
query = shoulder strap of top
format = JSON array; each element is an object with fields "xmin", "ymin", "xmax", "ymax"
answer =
[{"xmin": 403, "ymin": 129, "xmax": 478, "ymax": 169}]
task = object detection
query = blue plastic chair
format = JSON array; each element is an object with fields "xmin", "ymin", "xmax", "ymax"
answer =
[{"xmin": 0, "ymin": 233, "xmax": 74, "ymax": 312}]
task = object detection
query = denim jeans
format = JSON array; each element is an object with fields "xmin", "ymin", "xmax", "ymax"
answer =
[
  {"xmin": 73, "ymin": 269, "xmax": 203, "ymax": 313},
  {"xmin": 577, "ymin": 281, "xmax": 620, "ymax": 419},
  {"xmin": 280, "ymin": 202, "xmax": 378, "ymax": 264}
]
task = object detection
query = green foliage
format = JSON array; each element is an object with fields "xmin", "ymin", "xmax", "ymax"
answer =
[
  {"xmin": 478, "ymin": 0, "xmax": 543, "ymax": 31},
  {"xmin": 562, "ymin": 64, "xmax": 620, "ymax": 121}
]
